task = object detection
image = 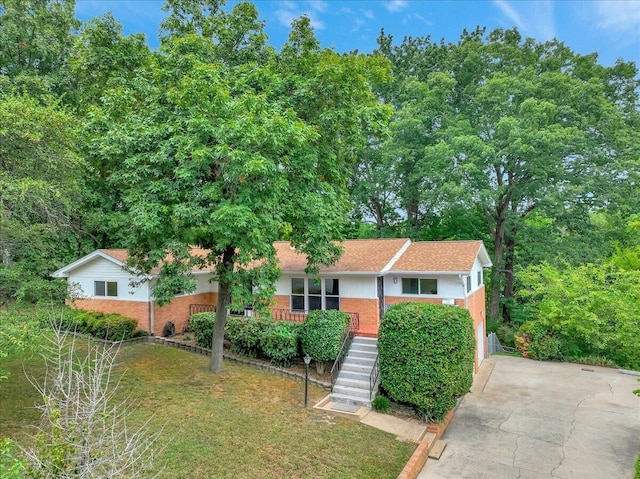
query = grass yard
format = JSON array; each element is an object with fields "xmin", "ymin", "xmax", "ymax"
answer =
[{"xmin": 0, "ymin": 341, "xmax": 414, "ymax": 478}]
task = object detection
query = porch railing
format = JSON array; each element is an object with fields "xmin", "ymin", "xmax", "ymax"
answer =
[
  {"xmin": 267, "ymin": 309, "xmax": 359, "ymax": 328},
  {"xmin": 369, "ymin": 353, "xmax": 380, "ymax": 399},
  {"xmin": 189, "ymin": 304, "xmax": 217, "ymax": 316},
  {"xmin": 330, "ymin": 314, "xmax": 359, "ymax": 391}
]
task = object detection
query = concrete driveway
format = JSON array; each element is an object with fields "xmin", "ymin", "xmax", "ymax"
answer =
[{"xmin": 419, "ymin": 356, "xmax": 640, "ymax": 479}]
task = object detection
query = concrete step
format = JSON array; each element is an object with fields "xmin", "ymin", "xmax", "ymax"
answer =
[
  {"xmin": 350, "ymin": 342, "xmax": 378, "ymax": 353},
  {"xmin": 339, "ymin": 370, "xmax": 370, "ymax": 381},
  {"xmin": 330, "ymin": 392, "xmax": 372, "ymax": 408},
  {"xmin": 352, "ymin": 337, "xmax": 377, "ymax": 346},
  {"xmin": 341, "ymin": 363, "xmax": 375, "ymax": 374},
  {"xmin": 348, "ymin": 349, "xmax": 378, "ymax": 359},
  {"xmin": 333, "ymin": 384, "xmax": 371, "ymax": 399},
  {"xmin": 343, "ymin": 356, "xmax": 376, "ymax": 367},
  {"xmin": 335, "ymin": 376, "xmax": 370, "ymax": 389}
]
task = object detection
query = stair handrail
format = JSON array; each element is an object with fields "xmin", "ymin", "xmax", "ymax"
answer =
[
  {"xmin": 330, "ymin": 315, "xmax": 358, "ymax": 392},
  {"xmin": 369, "ymin": 353, "xmax": 380, "ymax": 399}
]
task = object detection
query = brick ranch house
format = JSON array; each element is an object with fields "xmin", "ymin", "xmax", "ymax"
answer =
[{"xmin": 53, "ymin": 238, "xmax": 492, "ymax": 370}]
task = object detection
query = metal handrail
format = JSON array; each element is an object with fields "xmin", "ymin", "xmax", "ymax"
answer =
[
  {"xmin": 330, "ymin": 315, "xmax": 358, "ymax": 391},
  {"xmin": 369, "ymin": 353, "xmax": 380, "ymax": 399}
]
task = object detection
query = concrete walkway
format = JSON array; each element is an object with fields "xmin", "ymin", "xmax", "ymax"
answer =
[
  {"xmin": 314, "ymin": 396, "xmax": 432, "ymax": 442},
  {"xmin": 419, "ymin": 356, "xmax": 640, "ymax": 479}
]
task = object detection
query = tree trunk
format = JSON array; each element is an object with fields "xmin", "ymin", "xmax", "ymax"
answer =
[
  {"xmin": 501, "ymin": 233, "xmax": 516, "ymax": 324},
  {"xmin": 209, "ymin": 247, "xmax": 234, "ymax": 373},
  {"xmin": 489, "ymin": 201, "xmax": 508, "ymax": 320}
]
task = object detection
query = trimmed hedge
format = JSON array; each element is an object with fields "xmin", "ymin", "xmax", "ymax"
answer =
[
  {"xmin": 61, "ymin": 309, "xmax": 137, "ymax": 341},
  {"xmin": 189, "ymin": 312, "xmax": 216, "ymax": 348},
  {"xmin": 260, "ymin": 322, "xmax": 302, "ymax": 367},
  {"xmin": 299, "ymin": 310, "xmax": 350, "ymax": 362},
  {"xmin": 224, "ymin": 316, "xmax": 271, "ymax": 358},
  {"xmin": 189, "ymin": 314, "xmax": 303, "ymax": 367},
  {"xmin": 378, "ymin": 303, "xmax": 475, "ymax": 422}
]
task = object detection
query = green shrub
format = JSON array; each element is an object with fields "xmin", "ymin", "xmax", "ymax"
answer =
[
  {"xmin": 260, "ymin": 322, "xmax": 301, "ymax": 367},
  {"xmin": 515, "ymin": 321, "xmax": 566, "ymax": 362},
  {"xmin": 189, "ymin": 312, "xmax": 216, "ymax": 348},
  {"xmin": 0, "ymin": 439, "xmax": 25, "ymax": 479},
  {"xmin": 371, "ymin": 395, "xmax": 390, "ymax": 413},
  {"xmin": 59, "ymin": 309, "xmax": 137, "ymax": 341},
  {"xmin": 224, "ymin": 316, "xmax": 272, "ymax": 357},
  {"xmin": 300, "ymin": 310, "xmax": 350, "ymax": 362},
  {"xmin": 378, "ymin": 303, "xmax": 475, "ymax": 422}
]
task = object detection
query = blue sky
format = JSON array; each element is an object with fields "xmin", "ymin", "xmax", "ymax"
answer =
[{"xmin": 75, "ymin": 0, "xmax": 640, "ymax": 67}]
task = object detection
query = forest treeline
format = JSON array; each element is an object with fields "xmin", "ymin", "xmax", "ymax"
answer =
[{"xmin": 1, "ymin": 0, "xmax": 638, "ymax": 367}]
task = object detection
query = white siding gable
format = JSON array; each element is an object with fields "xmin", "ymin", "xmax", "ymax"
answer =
[{"xmin": 67, "ymin": 257, "xmax": 149, "ymax": 301}]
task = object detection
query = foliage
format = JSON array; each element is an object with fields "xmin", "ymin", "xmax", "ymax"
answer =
[
  {"xmin": 0, "ymin": 305, "xmax": 42, "ymax": 381},
  {"xmin": 299, "ymin": 310, "xmax": 350, "ymax": 363},
  {"xmin": 378, "ymin": 303, "xmax": 475, "ymax": 422},
  {"xmin": 192, "ymin": 313, "xmax": 301, "ymax": 366},
  {"xmin": 188, "ymin": 312, "xmax": 216, "ymax": 348},
  {"xmin": 0, "ymin": 439, "xmax": 25, "ymax": 478},
  {"xmin": 90, "ymin": 4, "xmax": 390, "ymax": 373},
  {"xmin": 223, "ymin": 316, "xmax": 270, "ymax": 357},
  {"xmin": 515, "ymin": 259, "xmax": 640, "ymax": 369},
  {"xmin": 61, "ymin": 308, "xmax": 138, "ymax": 341},
  {"xmin": 260, "ymin": 321, "xmax": 301, "ymax": 367},
  {"xmin": 18, "ymin": 323, "xmax": 163, "ymax": 478},
  {"xmin": 371, "ymin": 395, "xmax": 390, "ymax": 413}
]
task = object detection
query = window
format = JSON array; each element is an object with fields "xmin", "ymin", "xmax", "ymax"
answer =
[
  {"xmin": 291, "ymin": 278, "xmax": 305, "ymax": 311},
  {"xmin": 477, "ymin": 270, "xmax": 483, "ymax": 286},
  {"xmin": 290, "ymin": 278, "xmax": 340, "ymax": 311},
  {"xmin": 95, "ymin": 281, "xmax": 117, "ymax": 297},
  {"xmin": 402, "ymin": 278, "xmax": 437, "ymax": 295},
  {"xmin": 466, "ymin": 276, "xmax": 471, "ymax": 293},
  {"xmin": 325, "ymin": 279, "xmax": 340, "ymax": 310}
]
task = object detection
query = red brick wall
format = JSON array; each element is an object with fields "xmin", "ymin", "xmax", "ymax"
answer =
[
  {"xmin": 72, "ymin": 298, "xmax": 150, "ymax": 331},
  {"xmin": 72, "ymin": 293, "xmax": 219, "ymax": 337},
  {"xmin": 271, "ymin": 295, "xmax": 290, "ymax": 310},
  {"xmin": 153, "ymin": 292, "xmax": 217, "ymax": 337},
  {"xmin": 339, "ymin": 298, "xmax": 379, "ymax": 337},
  {"xmin": 466, "ymin": 286, "xmax": 487, "ymax": 372}
]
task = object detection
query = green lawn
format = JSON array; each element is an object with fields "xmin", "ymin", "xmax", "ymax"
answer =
[{"xmin": 0, "ymin": 341, "xmax": 414, "ymax": 478}]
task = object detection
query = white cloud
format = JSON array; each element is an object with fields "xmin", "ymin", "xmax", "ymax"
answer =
[
  {"xmin": 362, "ymin": 9, "xmax": 375, "ymax": 20},
  {"xmin": 493, "ymin": 0, "xmax": 556, "ymax": 41},
  {"xmin": 274, "ymin": 2, "xmax": 326, "ymax": 31},
  {"xmin": 308, "ymin": 1, "xmax": 328, "ymax": 13},
  {"xmin": 351, "ymin": 18, "xmax": 365, "ymax": 33},
  {"xmin": 594, "ymin": 0, "xmax": 640, "ymax": 43},
  {"xmin": 386, "ymin": 1, "xmax": 408, "ymax": 13}
]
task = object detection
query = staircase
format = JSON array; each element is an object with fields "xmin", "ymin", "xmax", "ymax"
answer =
[{"xmin": 331, "ymin": 336, "xmax": 379, "ymax": 407}]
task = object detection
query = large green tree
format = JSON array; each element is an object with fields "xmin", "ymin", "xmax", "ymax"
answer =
[
  {"xmin": 0, "ymin": 92, "xmax": 85, "ymax": 301},
  {"xmin": 362, "ymin": 28, "xmax": 640, "ymax": 322},
  {"xmin": 95, "ymin": 3, "xmax": 390, "ymax": 373}
]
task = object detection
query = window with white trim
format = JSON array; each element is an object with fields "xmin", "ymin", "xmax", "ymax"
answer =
[
  {"xmin": 477, "ymin": 270, "xmax": 483, "ymax": 286},
  {"xmin": 95, "ymin": 281, "xmax": 117, "ymax": 297},
  {"xmin": 290, "ymin": 278, "xmax": 340, "ymax": 311},
  {"xmin": 401, "ymin": 278, "xmax": 437, "ymax": 295},
  {"xmin": 466, "ymin": 276, "xmax": 471, "ymax": 293}
]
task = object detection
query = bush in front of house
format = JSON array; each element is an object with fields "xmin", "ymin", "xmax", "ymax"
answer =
[
  {"xmin": 224, "ymin": 316, "xmax": 272, "ymax": 357},
  {"xmin": 61, "ymin": 309, "xmax": 137, "ymax": 341},
  {"xmin": 260, "ymin": 321, "xmax": 302, "ymax": 367},
  {"xmin": 300, "ymin": 310, "xmax": 350, "ymax": 372},
  {"xmin": 378, "ymin": 302, "xmax": 475, "ymax": 422},
  {"xmin": 189, "ymin": 312, "xmax": 216, "ymax": 348}
]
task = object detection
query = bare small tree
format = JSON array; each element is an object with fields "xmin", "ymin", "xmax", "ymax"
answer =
[{"xmin": 20, "ymin": 323, "xmax": 163, "ymax": 478}]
